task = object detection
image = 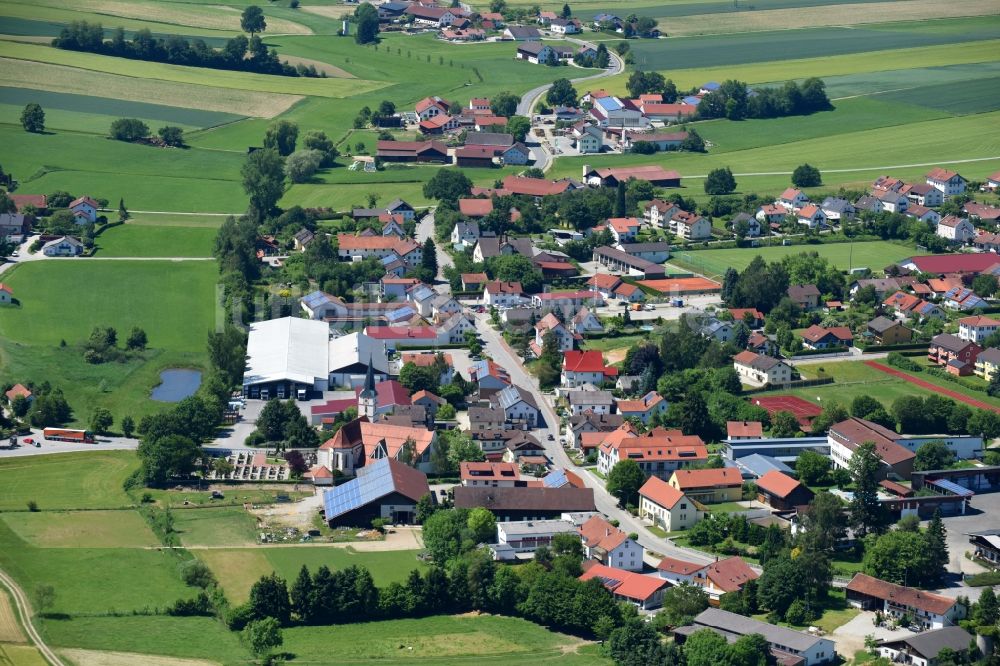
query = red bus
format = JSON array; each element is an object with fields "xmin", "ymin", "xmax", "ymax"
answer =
[{"xmin": 42, "ymin": 428, "xmax": 95, "ymax": 443}]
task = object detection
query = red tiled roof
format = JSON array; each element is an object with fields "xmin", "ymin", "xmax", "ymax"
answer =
[
  {"xmin": 706, "ymin": 557, "xmax": 758, "ymax": 593},
  {"xmin": 579, "ymin": 515, "xmax": 629, "ymax": 552},
  {"xmin": 657, "ymin": 556, "xmax": 706, "ymax": 576},
  {"xmin": 829, "ymin": 417, "xmax": 915, "ymax": 466},
  {"xmin": 846, "ymin": 573, "xmax": 955, "ymax": 615},
  {"xmin": 640, "ymin": 103, "xmax": 695, "ymax": 116},
  {"xmin": 563, "ymin": 350, "xmax": 609, "ymax": 373},
  {"xmin": 502, "ymin": 175, "xmax": 574, "ymax": 197},
  {"xmin": 798, "ymin": 204, "xmax": 821, "ymax": 218},
  {"xmin": 639, "ymin": 475, "xmax": 684, "ymax": 509},
  {"xmin": 9, "ymin": 194, "xmax": 46, "ymax": 211},
  {"xmin": 337, "ymin": 233, "xmax": 420, "ymax": 255},
  {"xmin": 401, "ymin": 352, "xmax": 453, "ymax": 367},
  {"xmin": 755, "ymin": 470, "xmax": 803, "ymax": 499},
  {"xmin": 926, "ymin": 167, "xmax": 960, "ymax": 182},
  {"xmin": 579, "ymin": 562, "xmax": 667, "ymax": 602},
  {"xmin": 459, "ymin": 198, "xmax": 493, "ymax": 216},
  {"xmin": 779, "ymin": 188, "xmax": 803, "ymax": 201},
  {"xmin": 354, "ymin": 379, "xmax": 411, "ymax": 407},
  {"xmin": 485, "ymin": 280, "xmax": 523, "ymax": 295},
  {"xmin": 4, "ymin": 383, "xmax": 31, "ymax": 401},
  {"xmin": 460, "ymin": 461, "xmax": 519, "ymax": 481},
  {"xmin": 364, "ymin": 325, "xmax": 439, "ymax": 340},
  {"xmin": 904, "ymin": 254, "xmax": 1000, "ymax": 274},
  {"xmin": 729, "ymin": 308, "xmax": 763, "ymax": 322},
  {"xmin": 69, "ymin": 196, "xmax": 99, "ymax": 209},
  {"xmin": 637, "ymin": 277, "xmax": 721, "ymax": 294},
  {"xmin": 608, "ymin": 217, "xmax": 641, "ymax": 233},
  {"xmin": 310, "ymin": 398, "xmax": 357, "ymax": 416},
  {"xmin": 461, "ymin": 272, "xmax": 488, "ymax": 283},
  {"xmin": 726, "ymin": 421, "xmax": 763, "ymax": 438},
  {"xmin": 588, "ymin": 273, "xmax": 622, "ymax": 290},
  {"xmin": 958, "ymin": 315, "xmax": 1000, "ymax": 327},
  {"xmin": 670, "ymin": 468, "xmax": 742, "ymax": 490},
  {"xmin": 802, "ymin": 325, "xmax": 853, "ymax": 343}
]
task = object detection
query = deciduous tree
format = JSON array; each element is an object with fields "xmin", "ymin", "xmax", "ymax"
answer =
[{"xmin": 20, "ymin": 103, "xmax": 44, "ymax": 133}]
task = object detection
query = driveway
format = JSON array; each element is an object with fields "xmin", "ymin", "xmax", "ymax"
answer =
[{"xmin": 831, "ymin": 611, "xmax": 914, "ymax": 658}]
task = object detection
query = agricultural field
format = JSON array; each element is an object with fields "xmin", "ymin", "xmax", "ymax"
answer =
[
  {"xmin": 0, "ymin": 260, "xmax": 217, "ymax": 424},
  {"xmin": 669, "ymin": 240, "xmax": 915, "ymax": 278},
  {"xmin": 93, "ymin": 224, "xmax": 218, "ymax": 258},
  {"xmin": 0, "ymin": 452, "xmax": 138, "ymax": 511}
]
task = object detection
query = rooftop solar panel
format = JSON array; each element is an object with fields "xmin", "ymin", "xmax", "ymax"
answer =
[
  {"xmin": 323, "ymin": 458, "xmax": 398, "ymax": 519},
  {"xmin": 544, "ymin": 470, "xmax": 567, "ymax": 488},
  {"xmin": 928, "ymin": 478, "xmax": 974, "ymax": 497}
]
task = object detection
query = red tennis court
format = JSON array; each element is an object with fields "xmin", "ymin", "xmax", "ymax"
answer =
[{"xmin": 748, "ymin": 395, "xmax": 823, "ymax": 427}]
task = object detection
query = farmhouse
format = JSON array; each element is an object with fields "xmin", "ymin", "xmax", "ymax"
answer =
[
  {"xmin": 877, "ymin": 626, "xmax": 974, "ymax": 666},
  {"xmin": 583, "ymin": 165, "xmax": 680, "ymax": 188},
  {"xmin": 69, "ymin": 196, "xmax": 99, "ymax": 223},
  {"xmin": 846, "ymin": 573, "xmax": 964, "ymax": 629},
  {"xmin": 639, "ymin": 476, "xmax": 701, "ymax": 531},
  {"xmin": 376, "ymin": 140, "xmax": 450, "ymax": 163},
  {"xmin": 322, "ymin": 457, "xmax": 430, "ymax": 527},
  {"xmin": 336, "ymin": 234, "xmax": 422, "ymax": 267},
  {"xmin": 406, "ymin": 4, "xmax": 458, "ymax": 26},
  {"xmin": 453, "ymin": 486, "xmax": 596, "ymax": 520}
]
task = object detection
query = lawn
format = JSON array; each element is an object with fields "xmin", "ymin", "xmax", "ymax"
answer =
[
  {"xmin": 581, "ymin": 334, "xmax": 648, "ymax": 353},
  {"xmin": 282, "ymin": 615, "xmax": 606, "ymax": 664},
  {"xmin": 171, "ymin": 506, "xmax": 259, "ymax": 547},
  {"xmin": 93, "ymin": 224, "xmax": 217, "ymax": 258},
  {"xmin": 1, "ymin": 510, "xmax": 159, "ymax": 548},
  {"xmin": 0, "ymin": 518, "xmax": 191, "ymax": 615},
  {"xmin": 196, "ymin": 546, "xmax": 427, "ymax": 604},
  {"xmin": 669, "ymin": 241, "xmax": 914, "ymax": 279},
  {"xmin": 753, "ymin": 589, "xmax": 860, "ymax": 633},
  {"xmin": 0, "ymin": 452, "xmax": 138, "ymax": 511}
]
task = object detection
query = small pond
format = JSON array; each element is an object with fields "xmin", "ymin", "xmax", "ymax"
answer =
[{"xmin": 151, "ymin": 369, "xmax": 202, "ymax": 402}]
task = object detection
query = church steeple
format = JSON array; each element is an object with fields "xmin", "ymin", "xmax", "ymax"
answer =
[{"xmin": 358, "ymin": 353, "xmax": 378, "ymax": 419}]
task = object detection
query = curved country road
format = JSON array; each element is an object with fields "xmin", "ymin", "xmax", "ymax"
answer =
[
  {"xmin": 0, "ymin": 569, "xmax": 63, "ymax": 665},
  {"xmin": 516, "ymin": 43, "xmax": 625, "ymax": 172}
]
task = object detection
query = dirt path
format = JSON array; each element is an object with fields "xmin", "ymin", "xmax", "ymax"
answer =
[
  {"xmin": 864, "ymin": 360, "xmax": 1000, "ymax": 413},
  {"xmin": 59, "ymin": 649, "xmax": 218, "ymax": 666},
  {"xmin": 0, "ymin": 568, "xmax": 62, "ymax": 665}
]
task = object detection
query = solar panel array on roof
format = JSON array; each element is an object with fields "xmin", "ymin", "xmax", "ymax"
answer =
[
  {"xmin": 596, "ymin": 97, "xmax": 622, "ymax": 112},
  {"xmin": 597, "ymin": 575, "xmax": 622, "ymax": 587},
  {"xmin": 302, "ymin": 291, "xmax": 332, "ymax": 308},
  {"xmin": 544, "ymin": 469, "xmax": 567, "ymax": 488},
  {"xmin": 323, "ymin": 458, "xmax": 397, "ymax": 519},
  {"xmin": 929, "ymin": 478, "xmax": 975, "ymax": 497}
]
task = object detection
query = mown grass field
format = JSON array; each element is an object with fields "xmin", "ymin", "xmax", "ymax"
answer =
[
  {"xmin": 1, "ymin": 510, "xmax": 159, "ymax": 548},
  {"xmin": 94, "ymin": 224, "xmax": 217, "ymax": 258},
  {"xmin": 0, "ymin": 452, "xmax": 137, "ymax": 511},
  {"xmin": 670, "ymin": 240, "xmax": 915, "ymax": 278}
]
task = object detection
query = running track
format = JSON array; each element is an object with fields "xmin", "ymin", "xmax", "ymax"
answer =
[{"xmin": 864, "ymin": 361, "xmax": 1000, "ymax": 414}]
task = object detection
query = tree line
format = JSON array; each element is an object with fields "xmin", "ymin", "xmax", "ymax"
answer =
[{"xmin": 51, "ymin": 21, "xmax": 322, "ymax": 78}]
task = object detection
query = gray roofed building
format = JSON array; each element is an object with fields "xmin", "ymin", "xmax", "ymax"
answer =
[
  {"xmin": 567, "ymin": 388, "xmax": 614, "ymax": 408},
  {"xmin": 469, "ymin": 406, "xmax": 506, "ymax": 430},
  {"xmin": 821, "ymin": 197, "xmax": 856, "ymax": 219},
  {"xmin": 855, "ymin": 194, "xmax": 882, "ymax": 212},
  {"xmin": 495, "ymin": 384, "xmax": 539, "ymax": 411},
  {"xmin": 506, "ymin": 26, "xmax": 542, "ymax": 40},
  {"xmin": 976, "ymin": 347, "xmax": 1000, "ymax": 366},
  {"xmin": 732, "ymin": 453, "xmax": 793, "ymax": 479},
  {"xmin": 932, "ymin": 332, "xmax": 976, "ymax": 354},
  {"xmin": 675, "ymin": 608, "xmax": 836, "ymax": 666},
  {"xmin": 466, "ymin": 132, "xmax": 514, "ymax": 147},
  {"xmin": 867, "ymin": 316, "xmax": 899, "ymax": 333},
  {"xmin": 851, "ymin": 278, "xmax": 901, "ymax": 297},
  {"xmin": 618, "ymin": 241, "xmax": 672, "ymax": 254},
  {"xmin": 878, "ymin": 626, "xmax": 973, "ymax": 665}
]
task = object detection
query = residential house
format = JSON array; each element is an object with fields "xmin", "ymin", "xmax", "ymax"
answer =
[
  {"xmin": 491, "ymin": 384, "xmax": 541, "ymax": 429},
  {"xmin": 936, "ymin": 215, "xmax": 975, "ymax": 243},
  {"xmin": 732, "ymin": 350, "xmax": 793, "ymax": 387},
  {"xmin": 42, "ymin": 235, "xmax": 84, "ymax": 257},
  {"xmin": 965, "ymin": 202, "xmax": 1000, "ymax": 224},
  {"xmin": 958, "ymin": 315, "xmax": 1000, "ymax": 343},
  {"xmin": 501, "ymin": 142, "xmax": 531, "ymax": 165},
  {"xmin": 562, "ymin": 350, "xmax": 617, "ymax": 387},
  {"xmin": 866, "ymin": 316, "xmax": 912, "ymax": 345},
  {"xmin": 726, "ymin": 421, "xmax": 763, "ymax": 440},
  {"xmin": 747, "ymin": 332, "xmax": 778, "ymax": 356},
  {"xmin": 796, "ymin": 204, "xmax": 827, "ymax": 228},
  {"xmin": 821, "ymin": 197, "xmax": 855, "ymax": 222},
  {"xmin": 846, "ymin": 573, "xmax": 965, "ymax": 629},
  {"xmin": 943, "ymin": 286, "xmax": 987, "ymax": 311},
  {"xmin": 878, "ymin": 626, "xmax": 974, "ymax": 666},
  {"xmin": 668, "ymin": 468, "xmax": 743, "ymax": 504},
  {"xmin": 882, "ymin": 291, "xmax": 945, "ymax": 320},
  {"xmin": 549, "ymin": 17, "xmax": 580, "ymax": 34},
  {"xmin": 587, "ymin": 272, "xmax": 624, "ymax": 300},
  {"xmin": 0, "ymin": 284, "xmax": 11, "ymax": 306},
  {"xmin": 451, "ymin": 219, "xmax": 481, "ymax": 248},
  {"xmin": 754, "ymin": 470, "xmax": 814, "ymax": 510},
  {"xmin": 777, "ymin": 188, "xmax": 809, "ymax": 211},
  {"xmin": 4, "ymin": 383, "xmax": 32, "ymax": 403},
  {"xmin": 901, "ymin": 182, "xmax": 943, "ymax": 207},
  {"xmin": 533, "ymin": 312, "xmax": 578, "ymax": 354},
  {"xmin": 974, "ymin": 347, "xmax": 1000, "ymax": 382},
  {"xmin": 567, "ymin": 388, "xmax": 614, "ymax": 416},
  {"xmin": 697, "ymin": 317, "xmax": 734, "ymax": 343},
  {"xmin": 907, "ymin": 204, "xmax": 942, "ymax": 225},
  {"xmin": 729, "ymin": 308, "xmax": 764, "ymax": 329},
  {"xmin": 569, "ymin": 307, "xmax": 603, "ymax": 335},
  {"xmin": 531, "ymin": 291, "xmax": 604, "ymax": 310},
  {"xmin": 616, "ymin": 391, "xmax": 667, "ymax": 424},
  {"xmin": 607, "ymin": 217, "xmax": 641, "ymax": 243},
  {"xmin": 515, "ymin": 41, "xmax": 560, "ymax": 64},
  {"xmin": 926, "ymin": 167, "xmax": 966, "ymax": 197},
  {"xmin": 493, "ymin": 519, "xmax": 579, "ymax": 559},
  {"xmin": 400, "ymin": 352, "xmax": 454, "ymax": 385},
  {"xmin": 987, "ymin": 171, "xmax": 1000, "ymax": 192},
  {"xmin": 0, "ymin": 213, "xmax": 30, "ymax": 240},
  {"xmin": 729, "ymin": 212, "xmax": 761, "ymax": 237},
  {"xmin": 504, "ymin": 25, "xmax": 542, "ymax": 40},
  {"xmin": 565, "ymin": 412, "xmax": 624, "ymax": 449},
  {"xmin": 663, "ymin": 557, "xmax": 760, "ymax": 601},
  {"xmin": 460, "ymin": 461, "xmax": 521, "ymax": 487},
  {"xmin": 597, "ymin": 427, "xmax": 708, "ymax": 479},
  {"xmin": 756, "ymin": 204, "xmax": 788, "ymax": 226},
  {"xmin": 672, "ymin": 211, "xmax": 712, "ymax": 240},
  {"xmin": 674, "ymin": 608, "xmax": 835, "ymax": 665},
  {"xmin": 850, "ymin": 278, "xmax": 901, "ymax": 301},
  {"xmin": 800, "ymin": 325, "xmax": 854, "ymax": 350},
  {"xmin": 639, "ymin": 476, "xmax": 701, "ymax": 532},
  {"xmin": 787, "ymin": 284, "xmax": 821, "ymax": 310},
  {"xmin": 969, "ymin": 529, "xmax": 1000, "ymax": 567},
  {"xmin": 69, "ymin": 196, "xmax": 99, "ymax": 223},
  {"xmin": 578, "ymin": 515, "xmax": 644, "ymax": 571},
  {"xmin": 484, "ymin": 280, "xmax": 526, "ymax": 307},
  {"xmin": 411, "ymin": 389, "xmax": 446, "ymax": 422},
  {"xmin": 877, "ymin": 189, "xmax": 909, "ymax": 214},
  {"xmin": 643, "ymin": 199, "xmax": 680, "ymax": 228},
  {"xmin": 928, "ymin": 333, "xmax": 981, "ymax": 375},
  {"xmin": 470, "ymin": 359, "xmax": 511, "ymax": 397},
  {"xmin": 574, "ymin": 124, "xmax": 603, "ymax": 154},
  {"xmin": 406, "ymin": 4, "xmax": 458, "ymax": 26},
  {"xmin": 469, "ymin": 406, "xmax": 507, "ymax": 432},
  {"xmin": 578, "ymin": 562, "xmax": 668, "ymax": 610}
]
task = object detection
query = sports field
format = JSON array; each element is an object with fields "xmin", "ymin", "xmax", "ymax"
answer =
[{"xmin": 669, "ymin": 240, "xmax": 915, "ymax": 279}]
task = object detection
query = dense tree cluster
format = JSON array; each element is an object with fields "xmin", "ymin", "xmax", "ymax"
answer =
[
  {"xmin": 250, "ymin": 398, "xmax": 319, "ymax": 450},
  {"xmin": 697, "ymin": 78, "xmax": 831, "ymax": 120},
  {"xmin": 52, "ymin": 21, "xmax": 321, "ymax": 77},
  {"xmin": 863, "ymin": 511, "xmax": 949, "ymax": 588}
]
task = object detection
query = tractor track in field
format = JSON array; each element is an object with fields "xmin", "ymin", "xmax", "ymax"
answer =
[{"xmin": 0, "ymin": 568, "xmax": 62, "ymax": 665}]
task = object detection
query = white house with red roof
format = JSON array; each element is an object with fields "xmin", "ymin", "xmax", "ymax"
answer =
[
  {"xmin": 958, "ymin": 315, "xmax": 1000, "ymax": 343},
  {"xmin": 986, "ymin": 170, "xmax": 1000, "ymax": 192},
  {"xmin": 406, "ymin": 4, "xmax": 459, "ymax": 26},
  {"xmin": 579, "ymin": 515, "xmax": 644, "ymax": 571},
  {"xmin": 756, "ymin": 204, "xmax": 787, "ymax": 225},
  {"xmin": 607, "ymin": 217, "xmax": 641, "ymax": 243},
  {"xmin": 640, "ymin": 476, "xmax": 701, "ymax": 532},
  {"xmin": 598, "ymin": 428, "xmax": 708, "ymax": 479},
  {"xmin": 415, "ymin": 95, "xmax": 450, "ymax": 119},
  {"xmin": 562, "ymin": 350, "xmax": 617, "ymax": 387},
  {"xmin": 926, "ymin": 167, "xmax": 966, "ymax": 197},
  {"xmin": 460, "ymin": 461, "xmax": 520, "ymax": 487},
  {"xmin": 777, "ymin": 188, "xmax": 809, "ymax": 212},
  {"xmin": 69, "ymin": 196, "xmax": 99, "ymax": 223},
  {"xmin": 672, "ymin": 210, "xmax": 711, "ymax": 240},
  {"xmin": 484, "ymin": 280, "xmax": 527, "ymax": 307},
  {"xmin": 615, "ymin": 391, "xmax": 667, "ymax": 424},
  {"xmin": 579, "ymin": 562, "xmax": 668, "ymax": 610},
  {"xmin": 4, "ymin": 383, "xmax": 32, "ymax": 403},
  {"xmin": 337, "ymin": 234, "xmax": 422, "ymax": 267},
  {"xmin": 936, "ymin": 215, "xmax": 975, "ymax": 243},
  {"xmin": 643, "ymin": 199, "xmax": 680, "ymax": 228},
  {"xmin": 533, "ymin": 312, "xmax": 578, "ymax": 355},
  {"xmin": 668, "ymin": 468, "xmax": 743, "ymax": 504},
  {"xmin": 796, "ymin": 204, "xmax": 827, "ymax": 229},
  {"xmin": 531, "ymin": 290, "xmax": 604, "ymax": 310},
  {"xmin": 0, "ymin": 283, "xmax": 12, "ymax": 306},
  {"xmin": 726, "ymin": 420, "xmax": 763, "ymax": 440}
]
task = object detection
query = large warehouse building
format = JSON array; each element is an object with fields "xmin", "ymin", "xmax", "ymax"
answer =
[{"xmin": 242, "ymin": 317, "xmax": 390, "ymax": 399}]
